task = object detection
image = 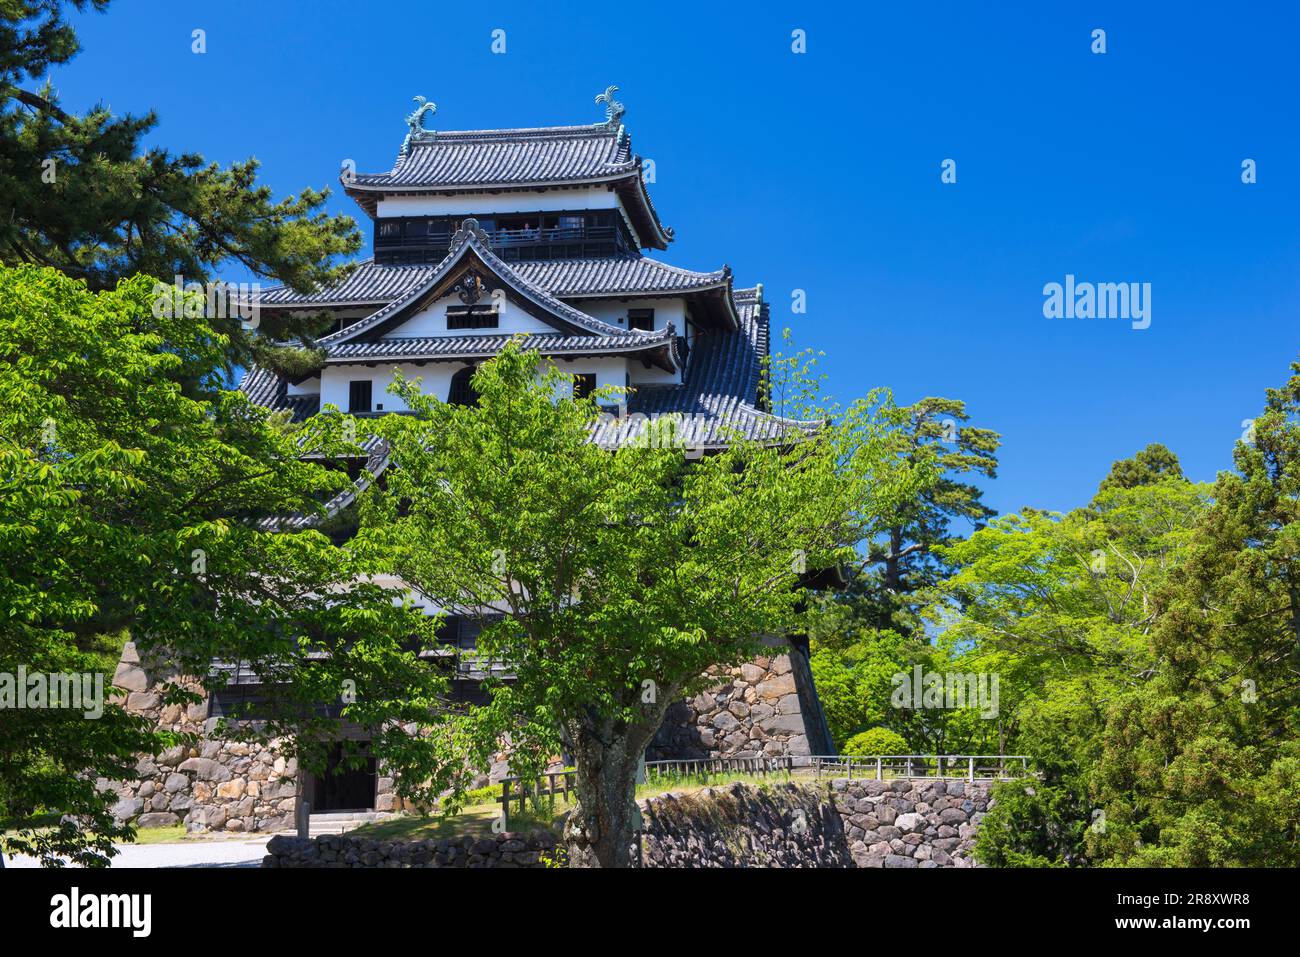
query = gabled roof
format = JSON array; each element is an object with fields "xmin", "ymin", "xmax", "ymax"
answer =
[
  {"xmin": 258, "ymin": 261, "xmax": 442, "ymax": 309},
  {"xmin": 343, "ymin": 122, "xmax": 672, "ymax": 249},
  {"xmin": 319, "ymin": 222, "xmax": 643, "ymax": 345},
  {"xmin": 516, "ymin": 259, "xmax": 737, "ymax": 330},
  {"xmin": 254, "ymin": 256, "xmax": 738, "ymax": 328}
]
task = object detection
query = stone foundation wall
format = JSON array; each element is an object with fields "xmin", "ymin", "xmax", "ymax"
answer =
[
  {"xmin": 261, "ymin": 779, "xmax": 995, "ymax": 868},
  {"xmin": 264, "ymin": 831, "xmax": 560, "ymax": 868},
  {"xmin": 648, "ymin": 639, "xmax": 833, "ymax": 762},
  {"xmin": 637, "ymin": 782, "xmax": 852, "ymax": 867},
  {"xmin": 108, "ymin": 635, "xmax": 836, "ymax": 835},
  {"xmin": 106, "ymin": 642, "xmax": 403, "ymax": 834},
  {"xmin": 829, "ymin": 777, "xmax": 993, "ymax": 868}
]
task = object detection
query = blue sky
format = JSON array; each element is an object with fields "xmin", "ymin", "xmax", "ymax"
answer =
[{"xmin": 54, "ymin": 0, "xmax": 1299, "ymax": 516}]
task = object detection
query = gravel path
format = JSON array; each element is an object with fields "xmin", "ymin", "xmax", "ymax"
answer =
[{"xmin": 3, "ymin": 835, "xmax": 274, "ymax": 869}]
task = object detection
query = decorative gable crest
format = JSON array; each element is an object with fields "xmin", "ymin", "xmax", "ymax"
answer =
[{"xmin": 454, "ymin": 270, "xmax": 485, "ymax": 305}]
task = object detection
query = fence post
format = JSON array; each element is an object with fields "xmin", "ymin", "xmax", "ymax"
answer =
[
  {"xmin": 297, "ymin": 799, "xmax": 310, "ymax": 839},
  {"xmin": 501, "ymin": 780, "xmax": 511, "ymax": 831},
  {"xmin": 875, "ymin": 757, "xmax": 882, "ymax": 781},
  {"xmin": 968, "ymin": 757, "xmax": 975, "ymax": 782}
]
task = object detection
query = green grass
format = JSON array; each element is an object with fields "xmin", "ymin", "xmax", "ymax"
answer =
[
  {"xmin": 132, "ymin": 824, "xmax": 187, "ymax": 844},
  {"xmin": 636, "ymin": 769, "xmax": 793, "ymax": 800},
  {"xmin": 0, "ymin": 811, "xmax": 62, "ymax": 834},
  {"xmin": 350, "ymin": 801, "xmax": 565, "ymax": 841},
  {"xmin": 2, "ymin": 819, "xmax": 189, "ymax": 846},
  {"xmin": 349, "ymin": 769, "xmax": 798, "ymax": 842}
]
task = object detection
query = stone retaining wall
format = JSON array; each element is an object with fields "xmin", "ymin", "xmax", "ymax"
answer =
[
  {"xmin": 830, "ymin": 777, "xmax": 993, "ymax": 868},
  {"xmin": 264, "ymin": 831, "xmax": 560, "ymax": 868},
  {"xmin": 649, "ymin": 639, "xmax": 834, "ymax": 762},
  {"xmin": 637, "ymin": 781, "xmax": 853, "ymax": 867},
  {"xmin": 105, "ymin": 642, "xmax": 404, "ymax": 834},
  {"xmin": 260, "ymin": 779, "xmax": 994, "ymax": 868},
  {"xmin": 108, "ymin": 636, "xmax": 832, "ymax": 834},
  {"xmin": 264, "ymin": 782, "xmax": 852, "ymax": 868}
]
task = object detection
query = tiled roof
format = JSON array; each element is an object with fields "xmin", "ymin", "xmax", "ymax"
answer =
[
  {"xmin": 514, "ymin": 258, "xmax": 727, "ymax": 297},
  {"xmin": 258, "ymin": 261, "xmax": 440, "ymax": 307},
  {"xmin": 343, "ymin": 122, "xmax": 672, "ymax": 248},
  {"xmin": 355, "ymin": 125, "xmax": 636, "ymax": 189},
  {"xmin": 239, "ymin": 284, "xmax": 805, "ymax": 445},
  {"xmin": 240, "ymin": 285, "xmax": 814, "ymax": 530},
  {"xmin": 257, "ymin": 256, "xmax": 729, "ymax": 308},
  {"xmin": 237, "ymin": 364, "xmax": 314, "ymax": 416},
  {"xmin": 255, "ymin": 434, "xmax": 390, "ymax": 531},
  {"xmin": 590, "ymin": 287, "xmax": 816, "ymax": 448},
  {"xmin": 326, "ymin": 331, "xmax": 678, "ymax": 366}
]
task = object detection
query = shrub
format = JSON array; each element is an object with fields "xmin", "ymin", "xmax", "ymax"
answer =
[{"xmin": 841, "ymin": 727, "xmax": 909, "ymax": 756}]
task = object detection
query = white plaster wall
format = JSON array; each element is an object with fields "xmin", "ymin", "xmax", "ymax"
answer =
[
  {"xmin": 320, "ymin": 363, "xmax": 461, "ymax": 412},
  {"xmin": 546, "ymin": 355, "xmax": 630, "ymax": 400},
  {"xmin": 577, "ymin": 297, "xmax": 687, "ymax": 385},
  {"xmin": 320, "ymin": 357, "xmax": 632, "ymax": 410},
  {"xmin": 287, "ymin": 376, "xmax": 320, "ymax": 396},
  {"xmin": 579, "ymin": 297, "xmax": 687, "ymax": 334},
  {"xmin": 382, "ymin": 292, "xmax": 554, "ymax": 338}
]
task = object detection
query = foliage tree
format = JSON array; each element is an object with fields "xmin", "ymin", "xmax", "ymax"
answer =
[
  {"xmin": 1089, "ymin": 361, "xmax": 1300, "ymax": 866},
  {"xmin": 0, "ymin": 265, "xmax": 440, "ymax": 866},
  {"xmin": 355, "ymin": 340, "xmax": 932, "ymax": 867},
  {"xmin": 0, "ymin": 0, "xmax": 360, "ymax": 375},
  {"xmin": 931, "ymin": 448, "xmax": 1209, "ymax": 865},
  {"xmin": 805, "ymin": 397, "xmax": 999, "ymax": 753},
  {"xmin": 808, "ymin": 620, "xmax": 998, "ymax": 755}
]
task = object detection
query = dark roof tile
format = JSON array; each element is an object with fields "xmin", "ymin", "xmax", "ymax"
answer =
[{"xmin": 258, "ymin": 256, "xmax": 728, "ymax": 308}]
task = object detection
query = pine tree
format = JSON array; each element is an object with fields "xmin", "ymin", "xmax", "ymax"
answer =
[{"xmin": 0, "ymin": 1, "xmax": 360, "ymax": 375}]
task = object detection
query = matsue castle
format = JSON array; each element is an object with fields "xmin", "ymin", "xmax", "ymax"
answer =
[{"xmin": 108, "ymin": 92, "xmax": 835, "ymax": 831}]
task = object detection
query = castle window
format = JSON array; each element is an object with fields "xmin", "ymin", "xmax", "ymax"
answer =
[
  {"xmin": 628, "ymin": 308, "xmax": 655, "ymax": 331},
  {"xmin": 573, "ymin": 373, "xmax": 597, "ymax": 400},
  {"xmin": 446, "ymin": 306, "xmax": 499, "ymax": 330},
  {"xmin": 448, "ymin": 366, "xmax": 479, "ymax": 407},
  {"xmin": 348, "ymin": 379, "xmax": 372, "ymax": 413}
]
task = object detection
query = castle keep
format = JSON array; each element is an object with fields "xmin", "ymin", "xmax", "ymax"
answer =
[{"xmin": 110, "ymin": 92, "xmax": 833, "ymax": 832}]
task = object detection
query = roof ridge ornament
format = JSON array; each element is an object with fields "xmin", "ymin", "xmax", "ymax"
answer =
[
  {"xmin": 594, "ymin": 85, "xmax": 625, "ymax": 130},
  {"xmin": 401, "ymin": 95, "xmax": 437, "ymax": 157}
]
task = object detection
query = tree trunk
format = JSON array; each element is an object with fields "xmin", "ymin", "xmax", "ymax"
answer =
[
  {"xmin": 884, "ymin": 526, "xmax": 902, "ymax": 593},
  {"xmin": 562, "ymin": 723, "xmax": 643, "ymax": 867},
  {"xmin": 561, "ymin": 688, "xmax": 678, "ymax": 867}
]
